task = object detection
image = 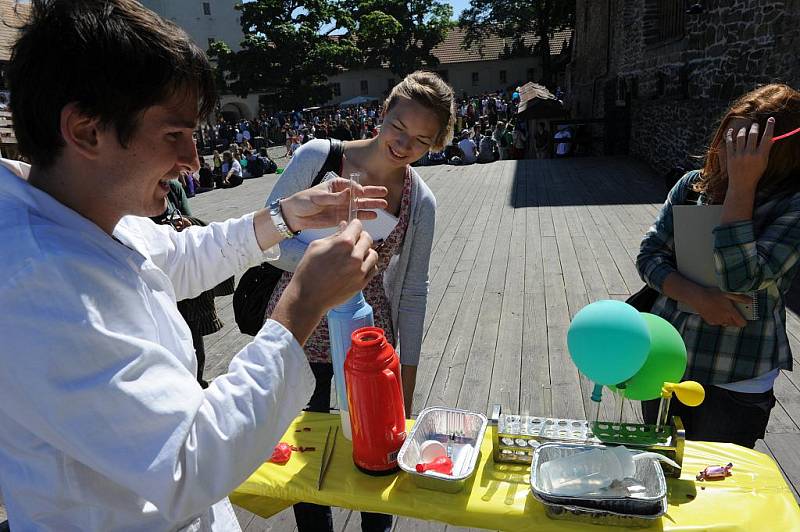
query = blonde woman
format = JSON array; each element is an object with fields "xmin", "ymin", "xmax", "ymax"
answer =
[{"xmin": 264, "ymin": 71, "xmax": 456, "ymax": 532}]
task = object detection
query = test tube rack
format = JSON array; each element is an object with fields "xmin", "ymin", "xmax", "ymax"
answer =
[{"xmin": 489, "ymin": 404, "xmax": 685, "ymax": 477}]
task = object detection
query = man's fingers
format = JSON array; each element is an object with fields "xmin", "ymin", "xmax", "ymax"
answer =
[
  {"xmin": 352, "ymin": 230, "xmax": 374, "ymax": 259},
  {"xmin": 731, "ymin": 310, "xmax": 747, "ymax": 328},
  {"xmin": 362, "ymin": 249, "xmax": 379, "ymax": 278},
  {"xmin": 338, "ymin": 219, "xmax": 363, "ymax": 242}
]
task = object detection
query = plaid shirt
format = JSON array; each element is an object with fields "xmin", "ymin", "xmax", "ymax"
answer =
[{"xmin": 637, "ymin": 171, "xmax": 799, "ymax": 384}]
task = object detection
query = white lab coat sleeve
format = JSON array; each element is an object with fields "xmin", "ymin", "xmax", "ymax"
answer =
[
  {"xmin": 0, "ymin": 264, "xmax": 314, "ymax": 523},
  {"xmin": 117, "ymin": 213, "xmax": 277, "ymax": 301}
]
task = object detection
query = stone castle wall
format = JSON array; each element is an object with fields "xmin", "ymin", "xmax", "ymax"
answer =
[{"xmin": 571, "ymin": 0, "xmax": 800, "ymax": 174}]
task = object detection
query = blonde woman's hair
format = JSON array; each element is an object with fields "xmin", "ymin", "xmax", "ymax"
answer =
[{"xmin": 385, "ymin": 71, "xmax": 456, "ymax": 151}]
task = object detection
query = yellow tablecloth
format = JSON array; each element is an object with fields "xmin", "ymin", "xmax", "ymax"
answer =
[{"xmin": 231, "ymin": 412, "xmax": 800, "ymax": 531}]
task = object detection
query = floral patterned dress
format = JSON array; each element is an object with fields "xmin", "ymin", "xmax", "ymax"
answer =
[{"xmin": 264, "ymin": 168, "xmax": 412, "ymax": 363}]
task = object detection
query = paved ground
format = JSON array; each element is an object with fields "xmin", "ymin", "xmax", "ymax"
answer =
[{"xmin": 187, "ymin": 156, "xmax": 800, "ymax": 531}]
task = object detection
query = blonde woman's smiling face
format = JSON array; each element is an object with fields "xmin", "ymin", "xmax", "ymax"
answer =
[{"xmin": 378, "ymin": 97, "xmax": 441, "ymax": 167}]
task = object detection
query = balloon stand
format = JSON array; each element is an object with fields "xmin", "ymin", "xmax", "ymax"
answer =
[{"xmin": 489, "ymin": 403, "xmax": 686, "ymax": 478}]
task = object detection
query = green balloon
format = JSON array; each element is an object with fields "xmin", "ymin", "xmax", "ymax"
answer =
[{"xmin": 612, "ymin": 313, "xmax": 687, "ymax": 401}]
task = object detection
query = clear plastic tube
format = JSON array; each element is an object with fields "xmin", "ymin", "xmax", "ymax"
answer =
[{"xmin": 348, "ymin": 171, "xmax": 361, "ymax": 223}]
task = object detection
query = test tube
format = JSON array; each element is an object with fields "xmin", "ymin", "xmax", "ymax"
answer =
[{"xmin": 348, "ymin": 171, "xmax": 361, "ymax": 223}]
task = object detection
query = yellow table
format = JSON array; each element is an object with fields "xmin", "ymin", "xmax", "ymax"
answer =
[{"xmin": 231, "ymin": 412, "xmax": 800, "ymax": 531}]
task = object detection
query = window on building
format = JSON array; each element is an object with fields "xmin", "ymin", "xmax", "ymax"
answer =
[
  {"xmin": 526, "ymin": 68, "xmax": 535, "ymax": 82},
  {"xmin": 360, "ymin": 80, "xmax": 369, "ymax": 95},
  {"xmin": 387, "ymin": 78, "xmax": 395, "ymax": 90},
  {"xmin": 645, "ymin": 0, "xmax": 686, "ymax": 45},
  {"xmin": 207, "ymin": 37, "xmax": 215, "ymax": 48},
  {"xmin": 331, "ymin": 83, "xmax": 341, "ymax": 97},
  {"xmin": 471, "ymin": 72, "xmax": 479, "ymax": 86},
  {"xmin": 202, "ymin": 2, "xmax": 211, "ymax": 16},
  {"xmin": 499, "ymin": 70, "xmax": 507, "ymax": 84}
]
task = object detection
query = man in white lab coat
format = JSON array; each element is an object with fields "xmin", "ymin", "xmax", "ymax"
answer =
[{"xmin": 0, "ymin": 1, "xmax": 388, "ymax": 530}]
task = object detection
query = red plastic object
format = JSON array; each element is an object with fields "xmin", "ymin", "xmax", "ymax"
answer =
[
  {"xmin": 269, "ymin": 442, "xmax": 292, "ymax": 464},
  {"xmin": 416, "ymin": 456, "xmax": 454, "ymax": 475},
  {"xmin": 345, "ymin": 327, "xmax": 407, "ymax": 475}
]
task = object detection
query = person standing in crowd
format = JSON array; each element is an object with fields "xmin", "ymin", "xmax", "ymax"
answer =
[
  {"xmin": 264, "ymin": 71, "xmax": 455, "ymax": 532},
  {"xmin": 637, "ymin": 84, "xmax": 800, "ymax": 449},
  {"xmin": 150, "ymin": 178, "xmax": 233, "ymax": 388},
  {"xmin": 494, "ymin": 121, "xmax": 509, "ymax": 160},
  {"xmin": 554, "ymin": 125, "xmax": 573, "ymax": 157},
  {"xmin": 512, "ymin": 122, "xmax": 528, "ymax": 159},
  {"xmin": 534, "ymin": 122, "xmax": 550, "ymax": 159},
  {"xmin": 0, "ymin": 1, "xmax": 389, "ymax": 529}
]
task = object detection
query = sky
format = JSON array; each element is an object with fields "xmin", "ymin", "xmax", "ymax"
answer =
[{"xmin": 449, "ymin": 0, "xmax": 470, "ymax": 18}]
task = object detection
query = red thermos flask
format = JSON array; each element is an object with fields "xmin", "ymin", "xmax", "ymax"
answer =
[{"xmin": 345, "ymin": 327, "xmax": 407, "ymax": 475}]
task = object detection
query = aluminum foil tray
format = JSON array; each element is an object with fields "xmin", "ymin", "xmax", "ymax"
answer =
[
  {"xmin": 530, "ymin": 443, "xmax": 667, "ymax": 527},
  {"xmin": 397, "ymin": 407, "xmax": 487, "ymax": 493}
]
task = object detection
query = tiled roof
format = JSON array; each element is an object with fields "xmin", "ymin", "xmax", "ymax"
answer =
[
  {"xmin": 432, "ymin": 27, "xmax": 572, "ymax": 65},
  {"xmin": 0, "ymin": 0, "xmax": 29, "ymax": 62}
]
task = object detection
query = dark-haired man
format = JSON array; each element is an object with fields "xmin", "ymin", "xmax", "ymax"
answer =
[{"xmin": 0, "ymin": 1, "xmax": 387, "ymax": 530}]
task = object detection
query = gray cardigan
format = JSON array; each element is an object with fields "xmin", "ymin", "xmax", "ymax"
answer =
[{"xmin": 265, "ymin": 139, "xmax": 436, "ymax": 365}]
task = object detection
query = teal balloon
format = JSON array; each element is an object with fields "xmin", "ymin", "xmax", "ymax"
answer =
[
  {"xmin": 567, "ymin": 300, "xmax": 651, "ymax": 385},
  {"xmin": 613, "ymin": 313, "xmax": 687, "ymax": 401}
]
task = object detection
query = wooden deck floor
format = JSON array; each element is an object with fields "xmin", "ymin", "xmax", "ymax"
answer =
[{"xmin": 188, "ymin": 156, "xmax": 800, "ymax": 531}]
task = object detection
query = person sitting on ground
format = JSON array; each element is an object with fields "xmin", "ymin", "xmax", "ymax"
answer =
[
  {"xmin": 444, "ymin": 136, "xmax": 463, "ymax": 165},
  {"xmin": 243, "ymin": 149, "xmax": 264, "ymax": 178},
  {"xmin": 197, "ymin": 160, "xmax": 214, "ymax": 191},
  {"xmin": 220, "ymin": 150, "xmax": 243, "ymax": 188},
  {"xmin": 478, "ymin": 133, "xmax": 497, "ymax": 164},
  {"xmin": 457, "ymin": 129, "xmax": 478, "ymax": 164},
  {"xmin": 258, "ymin": 147, "xmax": 278, "ymax": 174},
  {"xmin": 212, "ymin": 149, "xmax": 222, "ymax": 176}
]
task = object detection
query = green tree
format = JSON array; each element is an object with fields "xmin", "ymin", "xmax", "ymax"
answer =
[
  {"xmin": 459, "ymin": 0, "xmax": 574, "ymax": 87},
  {"xmin": 347, "ymin": 0, "xmax": 454, "ymax": 77},
  {"xmin": 208, "ymin": 0, "xmax": 361, "ymax": 109}
]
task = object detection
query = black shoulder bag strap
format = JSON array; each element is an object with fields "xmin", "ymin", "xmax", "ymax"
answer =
[{"xmin": 311, "ymin": 138, "xmax": 344, "ymax": 187}]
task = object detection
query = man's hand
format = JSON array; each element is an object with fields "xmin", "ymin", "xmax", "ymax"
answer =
[
  {"xmin": 693, "ymin": 287, "xmax": 751, "ymax": 328},
  {"xmin": 271, "ymin": 220, "xmax": 379, "ymax": 345},
  {"xmin": 280, "ymin": 178, "xmax": 388, "ymax": 232}
]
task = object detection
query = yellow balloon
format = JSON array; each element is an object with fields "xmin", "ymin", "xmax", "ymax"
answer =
[{"xmin": 662, "ymin": 381, "xmax": 705, "ymax": 407}]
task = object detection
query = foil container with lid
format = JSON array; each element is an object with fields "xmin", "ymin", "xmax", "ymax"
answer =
[{"xmin": 397, "ymin": 407, "xmax": 487, "ymax": 493}]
